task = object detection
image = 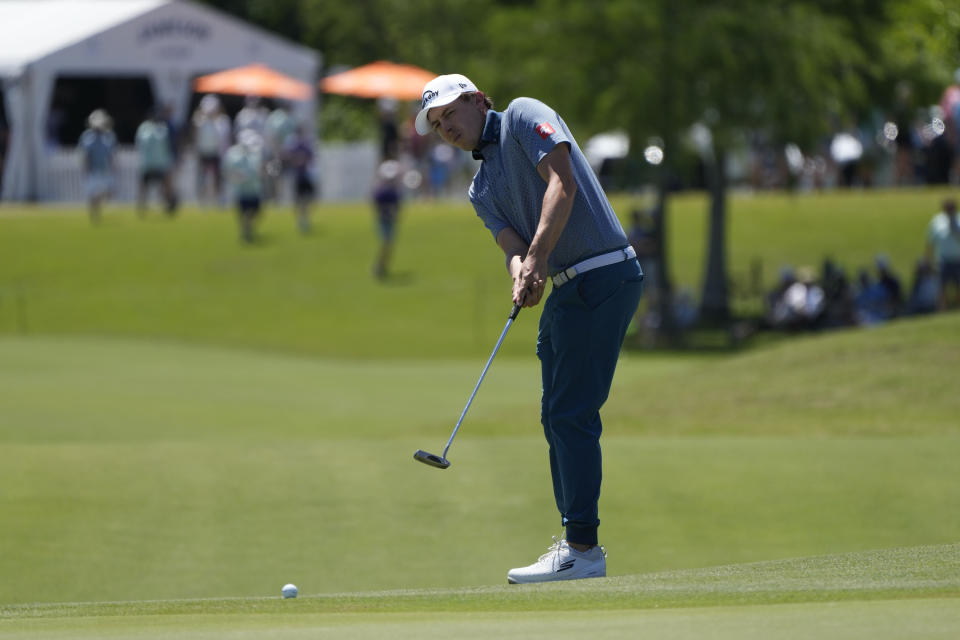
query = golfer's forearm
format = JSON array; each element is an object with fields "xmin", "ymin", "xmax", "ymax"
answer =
[
  {"xmin": 529, "ymin": 144, "xmax": 577, "ymax": 263},
  {"xmin": 497, "ymin": 227, "xmax": 529, "ymax": 275},
  {"xmin": 528, "ymin": 177, "xmax": 575, "ymax": 263}
]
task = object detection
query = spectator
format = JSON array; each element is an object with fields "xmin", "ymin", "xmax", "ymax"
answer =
[
  {"xmin": 283, "ymin": 125, "xmax": 316, "ymax": 235},
  {"xmin": 874, "ymin": 255, "xmax": 903, "ymax": 317},
  {"xmin": 829, "ymin": 130, "xmax": 863, "ymax": 188},
  {"xmin": 768, "ymin": 266, "xmax": 825, "ymax": 330},
  {"xmin": 77, "ymin": 109, "xmax": 116, "ymax": 224},
  {"xmin": 234, "ymin": 96, "xmax": 268, "ymax": 137},
  {"xmin": 371, "ymin": 159, "xmax": 402, "ymax": 279},
  {"xmin": 264, "ymin": 105, "xmax": 296, "ymax": 200},
  {"xmin": 820, "ymin": 258, "xmax": 856, "ymax": 328},
  {"xmin": 925, "ymin": 108, "xmax": 954, "ymax": 185},
  {"xmin": 854, "ymin": 268, "xmax": 892, "ymax": 325},
  {"xmin": 192, "ymin": 94, "xmax": 232, "ymax": 207},
  {"xmin": 427, "ymin": 143, "xmax": 456, "ymax": 197},
  {"xmin": 907, "ymin": 258, "xmax": 939, "ymax": 315},
  {"xmin": 925, "ymin": 198, "xmax": 960, "ymax": 309},
  {"xmin": 940, "ymin": 69, "xmax": 960, "ymax": 180},
  {"xmin": 222, "ymin": 129, "xmax": 264, "ymax": 244},
  {"xmin": 0, "ymin": 120, "xmax": 7, "ymax": 191},
  {"xmin": 628, "ymin": 208, "xmax": 658, "ymax": 289},
  {"xmin": 159, "ymin": 103, "xmax": 181, "ymax": 167},
  {"xmin": 135, "ymin": 107, "xmax": 177, "ymax": 216},
  {"xmin": 766, "ymin": 267, "xmax": 796, "ymax": 326},
  {"xmin": 378, "ymin": 98, "xmax": 400, "ymax": 160},
  {"xmin": 265, "ymin": 105, "xmax": 295, "ymax": 154},
  {"xmin": 943, "ymin": 69, "xmax": 960, "ymax": 183}
]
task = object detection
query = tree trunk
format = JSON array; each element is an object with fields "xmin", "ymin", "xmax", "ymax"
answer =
[
  {"xmin": 699, "ymin": 147, "xmax": 730, "ymax": 325},
  {"xmin": 652, "ymin": 0, "xmax": 679, "ymax": 341},
  {"xmin": 653, "ymin": 171, "xmax": 678, "ymax": 338}
]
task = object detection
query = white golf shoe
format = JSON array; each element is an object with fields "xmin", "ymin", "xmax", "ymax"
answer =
[{"xmin": 507, "ymin": 536, "xmax": 607, "ymax": 584}]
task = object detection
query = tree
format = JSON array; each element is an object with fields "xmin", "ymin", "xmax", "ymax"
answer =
[
  {"xmin": 197, "ymin": 0, "xmax": 960, "ymax": 336},
  {"xmin": 681, "ymin": 2, "xmax": 868, "ymax": 325},
  {"xmin": 688, "ymin": 0, "xmax": 960, "ymax": 325}
]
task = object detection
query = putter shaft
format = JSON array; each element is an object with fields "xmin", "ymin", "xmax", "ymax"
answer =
[
  {"xmin": 415, "ymin": 304, "xmax": 520, "ymax": 468},
  {"xmin": 440, "ymin": 305, "xmax": 520, "ymax": 459}
]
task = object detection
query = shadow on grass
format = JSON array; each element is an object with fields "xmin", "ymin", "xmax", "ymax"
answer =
[
  {"xmin": 625, "ymin": 316, "xmax": 793, "ymax": 354},
  {"xmin": 377, "ymin": 271, "xmax": 417, "ymax": 286}
]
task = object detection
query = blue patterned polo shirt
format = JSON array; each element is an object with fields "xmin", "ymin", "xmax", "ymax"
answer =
[{"xmin": 468, "ymin": 98, "xmax": 628, "ymax": 276}]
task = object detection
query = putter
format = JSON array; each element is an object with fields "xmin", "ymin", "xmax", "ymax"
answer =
[{"xmin": 414, "ymin": 303, "xmax": 522, "ymax": 469}]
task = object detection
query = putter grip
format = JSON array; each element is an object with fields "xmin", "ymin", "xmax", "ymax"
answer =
[{"xmin": 509, "ymin": 304, "xmax": 521, "ymax": 320}]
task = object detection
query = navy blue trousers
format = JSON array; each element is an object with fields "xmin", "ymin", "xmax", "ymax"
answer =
[{"xmin": 536, "ymin": 258, "xmax": 643, "ymax": 545}]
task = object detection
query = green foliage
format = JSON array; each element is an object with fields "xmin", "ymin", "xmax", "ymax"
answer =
[
  {"xmin": 878, "ymin": 0, "xmax": 960, "ymax": 106},
  {"xmin": 194, "ymin": 1, "xmax": 960, "ymax": 153},
  {"xmin": 318, "ymin": 95, "xmax": 379, "ymax": 141},
  {"xmin": 275, "ymin": 0, "xmax": 491, "ymax": 71}
]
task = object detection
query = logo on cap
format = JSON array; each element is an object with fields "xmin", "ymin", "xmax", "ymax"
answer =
[{"xmin": 422, "ymin": 90, "xmax": 438, "ymax": 109}]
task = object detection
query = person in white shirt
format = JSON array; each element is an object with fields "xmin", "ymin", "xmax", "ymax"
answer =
[
  {"xmin": 192, "ymin": 95, "xmax": 232, "ymax": 206},
  {"xmin": 925, "ymin": 198, "xmax": 960, "ymax": 308}
]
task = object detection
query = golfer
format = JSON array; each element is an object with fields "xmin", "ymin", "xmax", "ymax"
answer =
[{"xmin": 417, "ymin": 74, "xmax": 643, "ymax": 583}]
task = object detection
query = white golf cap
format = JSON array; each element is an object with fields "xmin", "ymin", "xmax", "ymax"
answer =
[{"xmin": 415, "ymin": 73, "xmax": 478, "ymax": 135}]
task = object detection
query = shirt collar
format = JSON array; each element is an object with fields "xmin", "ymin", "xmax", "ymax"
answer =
[{"xmin": 472, "ymin": 109, "xmax": 502, "ymax": 161}]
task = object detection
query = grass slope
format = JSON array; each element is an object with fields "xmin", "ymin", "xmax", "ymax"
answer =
[
  {"xmin": 607, "ymin": 311, "xmax": 960, "ymax": 436},
  {"xmin": 1, "ymin": 188, "xmax": 953, "ymax": 358},
  {"xmin": 1, "ymin": 315, "xmax": 957, "ymax": 604}
]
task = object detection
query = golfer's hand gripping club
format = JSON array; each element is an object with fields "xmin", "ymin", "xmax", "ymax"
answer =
[{"xmin": 413, "ymin": 304, "xmax": 521, "ymax": 469}]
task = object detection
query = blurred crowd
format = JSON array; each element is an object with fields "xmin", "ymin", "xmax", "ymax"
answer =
[
  {"xmin": 743, "ymin": 74, "xmax": 960, "ymax": 193},
  {"xmin": 76, "ymin": 96, "xmax": 316, "ymax": 242},
  {"xmin": 623, "ymin": 197, "xmax": 959, "ymax": 346},
  {"xmin": 763, "ymin": 198, "xmax": 960, "ymax": 332},
  {"xmin": 73, "ymin": 93, "xmax": 475, "ymax": 262}
]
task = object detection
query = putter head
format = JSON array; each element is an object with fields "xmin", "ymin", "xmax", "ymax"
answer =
[{"xmin": 413, "ymin": 449, "xmax": 450, "ymax": 469}]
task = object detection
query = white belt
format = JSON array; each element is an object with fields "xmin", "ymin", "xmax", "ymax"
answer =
[{"xmin": 552, "ymin": 245, "xmax": 637, "ymax": 287}]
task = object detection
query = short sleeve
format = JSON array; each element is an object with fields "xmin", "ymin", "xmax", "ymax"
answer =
[{"xmin": 507, "ymin": 98, "xmax": 570, "ymax": 169}]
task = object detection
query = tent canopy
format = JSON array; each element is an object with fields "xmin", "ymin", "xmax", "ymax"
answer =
[
  {"xmin": 320, "ymin": 60, "xmax": 436, "ymax": 101},
  {"xmin": 195, "ymin": 64, "xmax": 313, "ymax": 101},
  {"xmin": 0, "ymin": 0, "xmax": 167, "ymax": 78}
]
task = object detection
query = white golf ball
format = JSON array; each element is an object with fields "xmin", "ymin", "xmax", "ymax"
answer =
[{"xmin": 281, "ymin": 583, "xmax": 298, "ymax": 599}]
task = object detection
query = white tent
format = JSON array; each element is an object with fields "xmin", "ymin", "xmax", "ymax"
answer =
[{"xmin": 0, "ymin": 0, "xmax": 320, "ymax": 201}]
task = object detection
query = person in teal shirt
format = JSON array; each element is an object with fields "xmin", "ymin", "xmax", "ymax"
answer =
[
  {"xmin": 222, "ymin": 129, "xmax": 265, "ymax": 244},
  {"xmin": 135, "ymin": 108, "xmax": 177, "ymax": 216}
]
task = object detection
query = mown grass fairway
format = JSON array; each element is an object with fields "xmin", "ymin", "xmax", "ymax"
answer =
[
  {"xmin": 1, "ymin": 191, "xmax": 958, "ymax": 637},
  {"xmin": 1, "ymin": 545, "xmax": 958, "ymax": 638}
]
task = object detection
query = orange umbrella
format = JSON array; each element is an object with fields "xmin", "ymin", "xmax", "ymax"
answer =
[
  {"xmin": 320, "ymin": 60, "xmax": 437, "ymax": 101},
  {"xmin": 194, "ymin": 64, "xmax": 313, "ymax": 101}
]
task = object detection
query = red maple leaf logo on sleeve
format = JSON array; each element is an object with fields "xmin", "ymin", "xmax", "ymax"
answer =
[{"xmin": 535, "ymin": 122, "xmax": 555, "ymax": 139}]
